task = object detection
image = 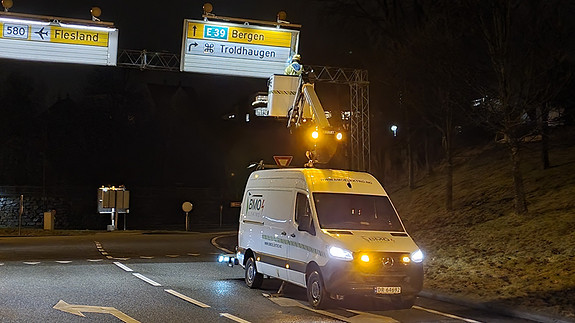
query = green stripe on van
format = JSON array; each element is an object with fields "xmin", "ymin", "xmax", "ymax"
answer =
[{"xmin": 262, "ymin": 234, "xmax": 326, "ymax": 257}]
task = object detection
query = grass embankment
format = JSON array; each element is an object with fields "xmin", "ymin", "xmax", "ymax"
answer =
[{"xmin": 391, "ymin": 128, "xmax": 575, "ymax": 319}]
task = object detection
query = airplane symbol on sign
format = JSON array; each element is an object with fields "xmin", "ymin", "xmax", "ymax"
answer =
[{"xmin": 35, "ymin": 27, "xmax": 49, "ymax": 40}]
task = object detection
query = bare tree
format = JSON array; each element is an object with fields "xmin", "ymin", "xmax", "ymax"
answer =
[{"xmin": 471, "ymin": 0, "xmax": 574, "ymax": 214}]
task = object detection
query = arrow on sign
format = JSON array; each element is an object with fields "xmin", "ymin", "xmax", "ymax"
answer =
[
  {"xmin": 192, "ymin": 25, "xmax": 197, "ymax": 36},
  {"xmin": 53, "ymin": 300, "xmax": 140, "ymax": 323}
]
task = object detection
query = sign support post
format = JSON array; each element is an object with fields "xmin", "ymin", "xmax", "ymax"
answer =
[{"xmin": 182, "ymin": 202, "xmax": 193, "ymax": 231}]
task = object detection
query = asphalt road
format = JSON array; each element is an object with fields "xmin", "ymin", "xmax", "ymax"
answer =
[{"xmin": 0, "ymin": 231, "xmax": 533, "ymax": 322}]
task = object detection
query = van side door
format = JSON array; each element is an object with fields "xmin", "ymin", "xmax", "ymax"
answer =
[{"xmin": 287, "ymin": 191, "xmax": 318, "ymax": 286}]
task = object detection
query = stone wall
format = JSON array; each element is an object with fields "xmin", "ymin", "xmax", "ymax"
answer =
[
  {"xmin": 0, "ymin": 186, "xmax": 239, "ymax": 230},
  {"xmin": 0, "ymin": 187, "xmax": 75, "ymax": 228}
]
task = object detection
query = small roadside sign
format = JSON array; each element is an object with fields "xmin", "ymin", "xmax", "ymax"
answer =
[{"xmin": 273, "ymin": 155, "xmax": 293, "ymax": 167}]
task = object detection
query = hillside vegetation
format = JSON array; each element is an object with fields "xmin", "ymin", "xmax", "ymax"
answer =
[{"xmin": 390, "ymin": 127, "xmax": 575, "ymax": 319}]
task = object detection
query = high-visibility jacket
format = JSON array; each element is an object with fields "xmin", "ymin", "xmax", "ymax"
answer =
[{"xmin": 285, "ymin": 61, "xmax": 303, "ymax": 75}]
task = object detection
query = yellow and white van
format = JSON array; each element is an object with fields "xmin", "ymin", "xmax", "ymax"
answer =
[{"xmin": 237, "ymin": 168, "xmax": 424, "ymax": 309}]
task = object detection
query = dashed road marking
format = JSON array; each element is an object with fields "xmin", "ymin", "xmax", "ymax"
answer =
[
  {"xmin": 187, "ymin": 253, "xmax": 200, "ymax": 256},
  {"xmin": 87, "ymin": 259, "xmax": 103, "ymax": 262},
  {"xmin": 165, "ymin": 289, "xmax": 210, "ymax": 308},
  {"xmin": 220, "ymin": 313, "xmax": 251, "ymax": 323},
  {"xmin": 140, "ymin": 256, "xmax": 154, "ymax": 259},
  {"xmin": 166, "ymin": 254, "xmax": 180, "ymax": 258},
  {"xmin": 133, "ymin": 273, "xmax": 162, "ymax": 287},
  {"xmin": 55, "ymin": 261, "xmax": 72, "ymax": 264},
  {"xmin": 113, "ymin": 262, "xmax": 133, "ymax": 272},
  {"xmin": 23, "ymin": 261, "xmax": 41, "ymax": 265}
]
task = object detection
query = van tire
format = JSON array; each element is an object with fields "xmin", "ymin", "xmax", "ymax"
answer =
[
  {"xmin": 245, "ymin": 257, "xmax": 263, "ymax": 289},
  {"xmin": 307, "ymin": 270, "xmax": 329, "ymax": 309}
]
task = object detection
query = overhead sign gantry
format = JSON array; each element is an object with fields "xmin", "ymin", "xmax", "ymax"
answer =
[
  {"xmin": 0, "ymin": 7, "xmax": 118, "ymax": 66},
  {"xmin": 180, "ymin": 5, "xmax": 300, "ymax": 78}
]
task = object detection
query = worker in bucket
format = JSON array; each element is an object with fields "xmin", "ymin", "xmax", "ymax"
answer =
[{"xmin": 285, "ymin": 54, "xmax": 303, "ymax": 75}]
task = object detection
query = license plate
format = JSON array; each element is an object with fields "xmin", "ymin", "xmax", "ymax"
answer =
[{"xmin": 375, "ymin": 286, "xmax": 401, "ymax": 294}]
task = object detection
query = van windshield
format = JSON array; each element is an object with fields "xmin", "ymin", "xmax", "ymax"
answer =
[{"xmin": 313, "ymin": 193, "xmax": 405, "ymax": 232}]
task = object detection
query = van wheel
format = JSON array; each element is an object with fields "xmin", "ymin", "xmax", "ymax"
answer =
[
  {"xmin": 307, "ymin": 270, "xmax": 329, "ymax": 309},
  {"xmin": 245, "ymin": 257, "xmax": 263, "ymax": 289}
]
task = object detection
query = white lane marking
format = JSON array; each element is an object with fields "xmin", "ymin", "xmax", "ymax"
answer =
[
  {"xmin": 56, "ymin": 261, "xmax": 72, "ymax": 264},
  {"xmin": 220, "ymin": 313, "xmax": 251, "ymax": 323},
  {"xmin": 23, "ymin": 262, "xmax": 41, "ymax": 265},
  {"xmin": 266, "ymin": 296, "xmax": 353, "ymax": 322},
  {"xmin": 101, "ymin": 252, "xmax": 108, "ymax": 255},
  {"xmin": 54, "ymin": 300, "xmax": 140, "ymax": 323},
  {"xmin": 140, "ymin": 256, "xmax": 154, "ymax": 259},
  {"xmin": 211, "ymin": 235, "xmax": 235, "ymax": 254},
  {"xmin": 0, "ymin": 263, "xmax": 4, "ymax": 266},
  {"xmin": 413, "ymin": 305, "xmax": 483, "ymax": 323},
  {"xmin": 132, "ymin": 273, "xmax": 162, "ymax": 287},
  {"xmin": 87, "ymin": 259, "xmax": 103, "ymax": 262},
  {"xmin": 187, "ymin": 253, "xmax": 200, "ymax": 256},
  {"xmin": 346, "ymin": 310, "xmax": 399, "ymax": 322},
  {"xmin": 166, "ymin": 254, "xmax": 180, "ymax": 258},
  {"xmin": 113, "ymin": 262, "xmax": 133, "ymax": 272},
  {"xmin": 106, "ymin": 256, "xmax": 114, "ymax": 259},
  {"xmin": 164, "ymin": 289, "xmax": 210, "ymax": 308},
  {"xmin": 113, "ymin": 257, "xmax": 130, "ymax": 261}
]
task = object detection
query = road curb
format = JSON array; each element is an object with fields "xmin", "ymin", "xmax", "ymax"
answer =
[{"xmin": 419, "ymin": 290, "xmax": 575, "ymax": 323}]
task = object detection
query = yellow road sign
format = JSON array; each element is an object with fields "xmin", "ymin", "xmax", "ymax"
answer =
[
  {"xmin": 186, "ymin": 21, "xmax": 293, "ymax": 48},
  {"xmin": 51, "ymin": 27, "xmax": 109, "ymax": 47}
]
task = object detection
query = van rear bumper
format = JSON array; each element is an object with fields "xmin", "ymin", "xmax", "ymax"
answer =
[{"xmin": 320, "ymin": 260, "xmax": 423, "ymax": 297}]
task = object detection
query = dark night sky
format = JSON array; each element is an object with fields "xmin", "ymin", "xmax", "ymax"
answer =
[
  {"xmin": 0, "ymin": 1, "xmax": 387, "ymax": 190},
  {"xmin": 6, "ymin": 0, "xmax": 364, "ymax": 66},
  {"xmin": 2, "ymin": 0, "xmax": 377, "ymax": 108}
]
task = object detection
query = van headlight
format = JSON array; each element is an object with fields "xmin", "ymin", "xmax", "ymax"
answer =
[
  {"xmin": 410, "ymin": 249, "xmax": 424, "ymax": 263},
  {"xmin": 328, "ymin": 246, "xmax": 353, "ymax": 261}
]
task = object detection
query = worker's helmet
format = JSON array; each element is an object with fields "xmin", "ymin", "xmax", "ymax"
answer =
[{"xmin": 292, "ymin": 54, "xmax": 301, "ymax": 61}]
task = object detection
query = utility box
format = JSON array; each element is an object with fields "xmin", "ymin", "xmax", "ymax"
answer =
[{"xmin": 43, "ymin": 210, "xmax": 55, "ymax": 230}]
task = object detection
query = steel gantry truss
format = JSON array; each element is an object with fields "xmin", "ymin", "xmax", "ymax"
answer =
[
  {"xmin": 117, "ymin": 51, "xmax": 371, "ymax": 171},
  {"xmin": 118, "ymin": 50, "xmax": 180, "ymax": 71},
  {"xmin": 308, "ymin": 65, "xmax": 371, "ymax": 172}
]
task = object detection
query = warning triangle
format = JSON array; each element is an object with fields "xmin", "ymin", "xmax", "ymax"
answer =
[{"xmin": 273, "ymin": 156, "xmax": 293, "ymax": 167}]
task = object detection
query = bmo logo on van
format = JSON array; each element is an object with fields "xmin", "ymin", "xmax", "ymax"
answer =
[{"xmin": 248, "ymin": 195, "xmax": 265, "ymax": 214}]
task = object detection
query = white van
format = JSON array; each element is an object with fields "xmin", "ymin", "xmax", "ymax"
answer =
[{"xmin": 236, "ymin": 168, "xmax": 424, "ymax": 309}]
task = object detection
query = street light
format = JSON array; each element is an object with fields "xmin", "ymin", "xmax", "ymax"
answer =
[{"xmin": 390, "ymin": 125, "xmax": 398, "ymax": 137}]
